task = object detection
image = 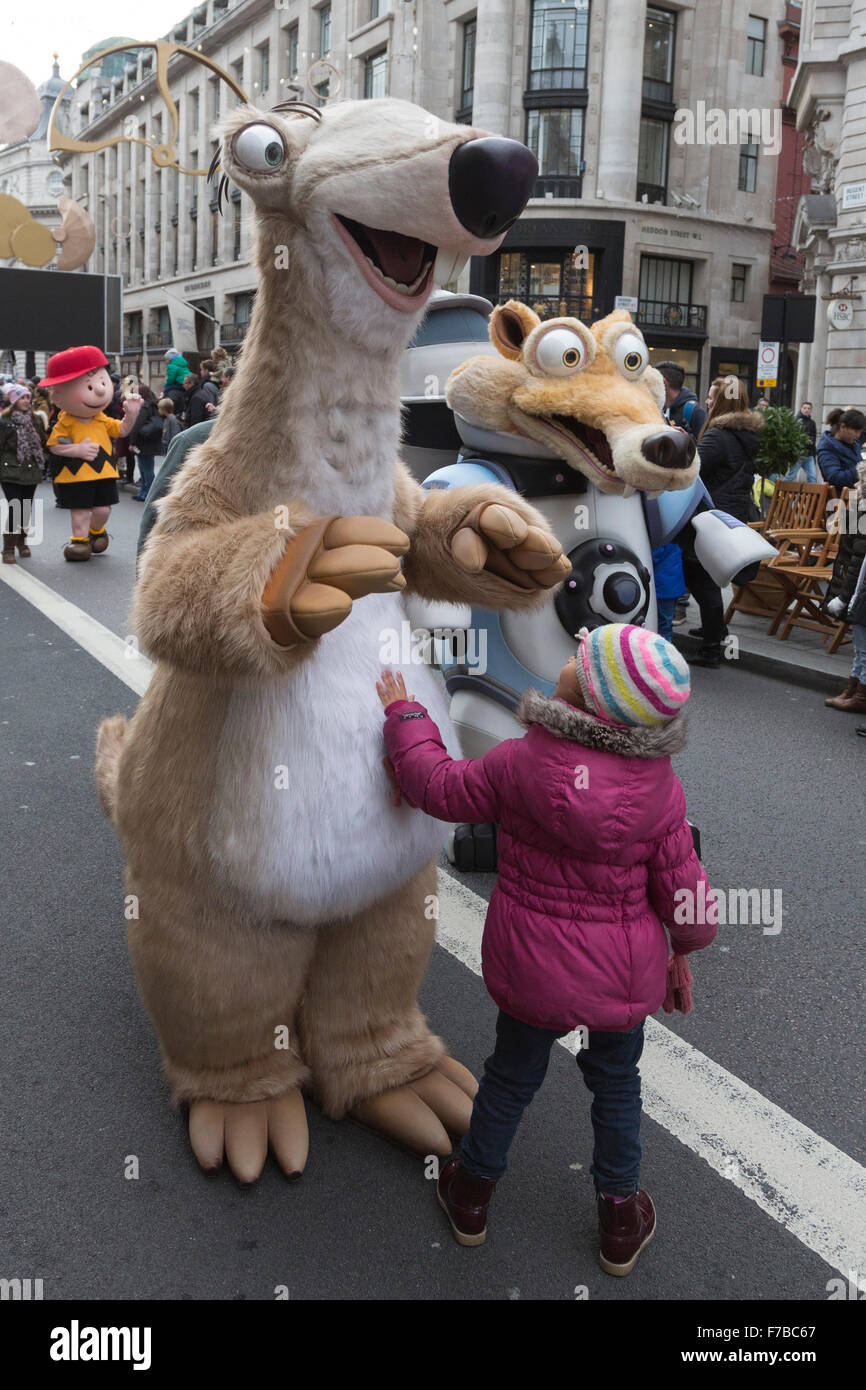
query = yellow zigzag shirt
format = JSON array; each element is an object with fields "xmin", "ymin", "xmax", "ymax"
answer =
[{"xmin": 47, "ymin": 410, "xmax": 123, "ymax": 484}]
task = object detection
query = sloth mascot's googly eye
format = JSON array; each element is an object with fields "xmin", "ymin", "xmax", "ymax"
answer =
[
  {"xmin": 233, "ymin": 125, "xmax": 286, "ymax": 173},
  {"xmin": 534, "ymin": 328, "xmax": 588, "ymax": 377},
  {"xmin": 614, "ymin": 332, "xmax": 648, "ymax": 378}
]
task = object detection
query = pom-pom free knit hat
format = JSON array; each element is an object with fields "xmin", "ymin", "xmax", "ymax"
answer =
[{"xmin": 574, "ymin": 623, "xmax": 691, "ymax": 728}]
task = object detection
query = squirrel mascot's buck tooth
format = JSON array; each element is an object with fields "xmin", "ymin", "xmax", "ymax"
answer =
[{"xmin": 95, "ymin": 98, "xmax": 572, "ymax": 1182}]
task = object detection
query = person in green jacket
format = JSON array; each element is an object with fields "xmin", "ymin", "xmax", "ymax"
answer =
[
  {"xmin": 1, "ymin": 385, "xmax": 46, "ymax": 563},
  {"xmin": 162, "ymin": 349, "xmax": 190, "ymax": 394}
]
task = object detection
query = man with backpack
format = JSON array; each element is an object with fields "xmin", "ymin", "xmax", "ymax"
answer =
[{"xmin": 656, "ymin": 361, "xmax": 706, "ymax": 440}]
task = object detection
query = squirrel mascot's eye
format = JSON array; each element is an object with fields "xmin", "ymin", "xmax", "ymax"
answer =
[
  {"xmin": 533, "ymin": 328, "xmax": 587, "ymax": 377},
  {"xmin": 614, "ymin": 332, "xmax": 648, "ymax": 378},
  {"xmin": 233, "ymin": 124, "xmax": 286, "ymax": 173}
]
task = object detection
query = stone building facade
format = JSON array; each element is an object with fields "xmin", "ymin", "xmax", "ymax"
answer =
[
  {"xmin": 55, "ymin": 0, "xmax": 789, "ymax": 399},
  {"xmin": 466, "ymin": 0, "xmax": 790, "ymax": 399},
  {"xmin": 791, "ymin": 0, "xmax": 866, "ymax": 422}
]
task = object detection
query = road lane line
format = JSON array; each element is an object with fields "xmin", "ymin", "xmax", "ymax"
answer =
[
  {"xmin": 435, "ymin": 874, "xmax": 866, "ymax": 1290},
  {"xmin": 0, "ymin": 564, "xmax": 153, "ymax": 696},
  {"xmin": 6, "ymin": 565, "xmax": 865, "ymax": 1287}
]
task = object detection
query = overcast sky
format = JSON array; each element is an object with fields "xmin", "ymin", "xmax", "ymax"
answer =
[{"xmin": 3, "ymin": 2, "xmax": 191, "ymax": 86}]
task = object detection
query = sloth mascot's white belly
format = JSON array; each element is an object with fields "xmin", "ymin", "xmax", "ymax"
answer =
[{"xmin": 208, "ymin": 590, "xmax": 459, "ymax": 923}]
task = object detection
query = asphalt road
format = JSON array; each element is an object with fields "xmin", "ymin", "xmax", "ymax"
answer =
[{"xmin": 1, "ymin": 483, "xmax": 864, "ymax": 1302}]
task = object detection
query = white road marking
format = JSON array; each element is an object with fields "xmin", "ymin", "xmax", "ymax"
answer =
[
  {"xmin": 6, "ymin": 564, "xmax": 866, "ymax": 1287},
  {"xmin": 435, "ymin": 875, "xmax": 866, "ymax": 1291},
  {"xmin": 0, "ymin": 564, "xmax": 153, "ymax": 696}
]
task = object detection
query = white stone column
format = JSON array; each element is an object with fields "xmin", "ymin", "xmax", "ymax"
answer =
[
  {"xmin": 471, "ymin": 0, "xmax": 515, "ymax": 136},
  {"xmin": 809, "ymin": 268, "xmax": 830, "ymax": 421},
  {"xmin": 596, "ymin": 0, "xmax": 644, "ymax": 200}
]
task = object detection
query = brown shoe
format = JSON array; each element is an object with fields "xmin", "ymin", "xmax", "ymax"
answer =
[
  {"xmin": 598, "ymin": 1189, "xmax": 656, "ymax": 1276},
  {"xmin": 826, "ymin": 677, "xmax": 858, "ymax": 708},
  {"xmin": 15, "ymin": 530, "xmax": 31, "ymax": 558},
  {"xmin": 2, "ymin": 533, "xmax": 16, "ymax": 564},
  {"xmin": 835, "ymin": 680, "xmax": 866, "ymax": 715},
  {"xmin": 64, "ymin": 537, "xmax": 91, "ymax": 562},
  {"xmin": 88, "ymin": 529, "xmax": 109, "ymax": 554},
  {"xmin": 437, "ymin": 1155, "xmax": 496, "ymax": 1246}
]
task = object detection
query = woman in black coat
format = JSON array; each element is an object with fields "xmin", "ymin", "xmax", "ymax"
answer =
[
  {"xmin": 128, "ymin": 386, "xmax": 163, "ymax": 501},
  {"xmin": 677, "ymin": 377, "xmax": 764, "ymax": 667}
]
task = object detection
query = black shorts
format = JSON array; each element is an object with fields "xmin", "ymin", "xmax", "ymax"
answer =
[{"xmin": 54, "ymin": 477, "xmax": 119, "ymax": 509}]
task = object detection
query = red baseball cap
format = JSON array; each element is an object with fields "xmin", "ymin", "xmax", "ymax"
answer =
[{"xmin": 39, "ymin": 345, "xmax": 109, "ymax": 388}]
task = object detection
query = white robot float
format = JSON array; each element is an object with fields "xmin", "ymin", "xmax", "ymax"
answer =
[{"xmin": 400, "ymin": 291, "xmax": 775, "ymax": 867}]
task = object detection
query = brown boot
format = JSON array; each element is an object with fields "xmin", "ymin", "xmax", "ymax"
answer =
[
  {"xmin": 825, "ymin": 677, "xmax": 858, "ymax": 708},
  {"xmin": 63, "ymin": 536, "xmax": 91, "ymax": 562},
  {"xmin": 88, "ymin": 528, "xmax": 109, "ymax": 554},
  {"xmin": 2, "ymin": 533, "xmax": 16, "ymax": 564},
  {"xmin": 437, "ymin": 1155, "xmax": 496, "ymax": 1246},
  {"xmin": 835, "ymin": 680, "xmax": 866, "ymax": 714},
  {"xmin": 598, "ymin": 1189, "xmax": 656, "ymax": 1276},
  {"xmin": 15, "ymin": 530, "xmax": 31, "ymax": 558}
]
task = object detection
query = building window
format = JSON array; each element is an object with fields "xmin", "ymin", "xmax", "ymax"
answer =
[
  {"xmin": 528, "ymin": 0, "xmax": 589, "ymax": 91},
  {"xmin": 320, "ymin": 4, "xmax": 331, "ymax": 57},
  {"xmin": 232, "ymin": 58, "xmax": 244, "ymax": 104},
  {"xmin": 190, "ymin": 90, "xmax": 199, "ymax": 135},
  {"xmin": 738, "ymin": 141, "xmax": 758, "ymax": 192},
  {"xmin": 639, "ymin": 254, "xmax": 695, "ymax": 327},
  {"xmin": 287, "ymin": 25, "xmax": 299, "ymax": 80},
  {"xmin": 637, "ymin": 117, "xmax": 669, "ymax": 204},
  {"xmin": 257, "ymin": 43, "xmax": 270, "ymax": 94},
  {"xmin": 364, "ymin": 51, "xmax": 388, "ymax": 100},
  {"xmin": 211, "ymin": 206, "xmax": 220, "ymax": 265},
  {"xmin": 746, "ymin": 15, "xmax": 766, "ymax": 76},
  {"xmin": 457, "ymin": 18, "xmax": 476, "ymax": 123},
  {"xmin": 235, "ymin": 291, "xmax": 253, "ymax": 329},
  {"xmin": 731, "ymin": 263, "xmax": 748, "ymax": 302},
  {"xmin": 643, "ymin": 6, "xmax": 675, "ymax": 103},
  {"xmin": 526, "ymin": 107, "xmax": 584, "ymax": 197},
  {"xmin": 370, "ymin": 0, "xmax": 390, "ymax": 17},
  {"xmin": 233, "ymin": 200, "xmax": 242, "ymax": 260},
  {"xmin": 497, "ymin": 248, "xmax": 595, "ymax": 321},
  {"xmin": 211, "ymin": 78, "xmax": 221, "ymax": 122}
]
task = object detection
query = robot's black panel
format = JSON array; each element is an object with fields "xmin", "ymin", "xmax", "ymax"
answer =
[{"xmin": 555, "ymin": 538, "xmax": 651, "ymax": 636}]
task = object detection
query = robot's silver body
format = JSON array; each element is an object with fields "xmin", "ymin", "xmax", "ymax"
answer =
[{"xmin": 401, "ymin": 292, "xmax": 774, "ymax": 759}]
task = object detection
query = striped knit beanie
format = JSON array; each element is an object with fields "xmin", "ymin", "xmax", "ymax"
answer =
[{"xmin": 574, "ymin": 623, "xmax": 691, "ymax": 728}]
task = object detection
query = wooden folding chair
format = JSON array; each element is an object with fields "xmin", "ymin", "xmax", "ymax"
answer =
[
  {"xmin": 775, "ymin": 490, "xmax": 853, "ymax": 652},
  {"xmin": 725, "ymin": 481, "xmax": 830, "ymax": 626}
]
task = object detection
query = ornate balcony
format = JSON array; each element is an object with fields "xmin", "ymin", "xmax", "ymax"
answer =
[{"xmin": 636, "ymin": 300, "xmax": 707, "ymax": 332}]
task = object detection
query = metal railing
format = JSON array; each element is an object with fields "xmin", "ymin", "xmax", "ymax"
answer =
[
  {"xmin": 219, "ymin": 321, "xmax": 250, "ymax": 342},
  {"xmin": 534, "ymin": 174, "xmax": 583, "ymax": 199},
  {"xmin": 637, "ymin": 181, "xmax": 667, "ymax": 205},
  {"xmin": 636, "ymin": 300, "xmax": 707, "ymax": 331}
]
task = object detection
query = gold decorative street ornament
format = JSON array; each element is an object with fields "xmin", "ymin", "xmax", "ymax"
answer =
[{"xmin": 48, "ymin": 40, "xmax": 248, "ymax": 177}]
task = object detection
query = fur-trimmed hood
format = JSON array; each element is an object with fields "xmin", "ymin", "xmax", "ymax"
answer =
[
  {"xmin": 517, "ymin": 688, "xmax": 687, "ymax": 759},
  {"xmin": 705, "ymin": 409, "xmax": 765, "ymax": 435}
]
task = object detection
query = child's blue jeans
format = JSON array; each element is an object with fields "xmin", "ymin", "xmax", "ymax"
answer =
[
  {"xmin": 459, "ymin": 1009, "xmax": 645, "ymax": 1196},
  {"xmin": 657, "ymin": 595, "xmax": 677, "ymax": 641}
]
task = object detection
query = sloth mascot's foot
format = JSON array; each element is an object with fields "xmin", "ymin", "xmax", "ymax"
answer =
[
  {"xmin": 349, "ymin": 1057, "xmax": 478, "ymax": 1157},
  {"xmin": 188, "ymin": 1090, "xmax": 309, "ymax": 1185}
]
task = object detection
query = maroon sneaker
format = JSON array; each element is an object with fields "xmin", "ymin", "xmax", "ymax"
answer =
[
  {"xmin": 597, "ymin": 1189, "xmax": 656, "ymax": 1276},
  {"xmin": 437, "ymin": 1155, "xmax": 496, "ymax": 1247}
]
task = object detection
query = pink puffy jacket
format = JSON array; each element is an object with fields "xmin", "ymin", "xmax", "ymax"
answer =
[{"xmin": 384, "ymin": 688, "xmax": 715, "ymax": 1032}]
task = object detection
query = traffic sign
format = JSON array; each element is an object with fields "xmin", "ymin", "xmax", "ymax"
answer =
[{"xmin": 756, "ymin": 340, "xmax": 779, "ymax": 387}]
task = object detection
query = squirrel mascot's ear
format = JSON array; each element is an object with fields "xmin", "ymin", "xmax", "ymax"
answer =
[{"xmin": 489, "ymin": 301, "xmax": 541, "ymax": 361}]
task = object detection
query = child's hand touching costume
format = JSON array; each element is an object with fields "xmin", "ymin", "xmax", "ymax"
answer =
[
  {"xmin": 378, "ymin": 669, "xmax": 418, "ymax": 807},
  {"xmin": 377, "ymin": 668, "xmax": 415, "ymax": 709}
]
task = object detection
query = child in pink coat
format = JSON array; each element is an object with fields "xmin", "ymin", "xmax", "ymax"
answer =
[{"xmin": 378, "ymin": 622, "xmax": 715, "ymax": 1276}]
